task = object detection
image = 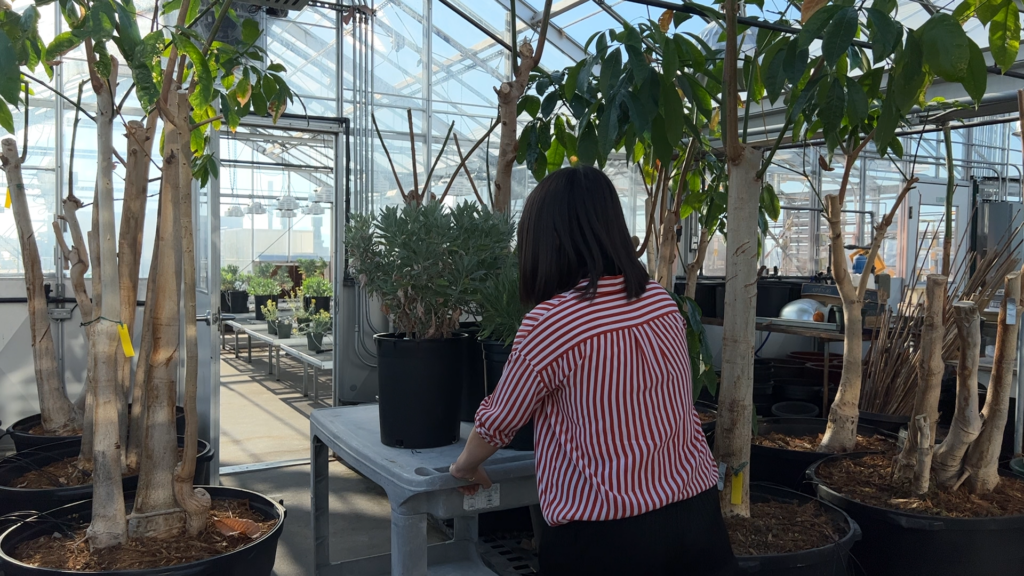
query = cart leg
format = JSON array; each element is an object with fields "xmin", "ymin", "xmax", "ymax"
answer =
[
  {"xmin": 314, "ymin": 367, "xmax": 320, "ymax": 404},
  {"xmin": 823, "ymin": 347, "xmax": 830, "ymax": 417},
  {"xmin": 311, "ymin": 435, "xmax": 331, "ymax": 576},
  {"xmin": 247, "ymin": 334, "xmax": 252, "ymax": 363},
  {"xmin": 268, "ymin": 343, "xmax": 274, "ymax": 376},
  {"xmin": 303, "ymin": 363, "xmax": 309, "ymax": 397},
  {"xmin": 453, "ymin": 516, "xmax": 479, "ymax": 543},
  {"xmin": 391, "ymin": 512, "xmax": 429, "ymax": 576},
  {"xmin": 275, "ymin": 347, "xmax": 281, "ymax": 381},
  {"xmin": 234, "ymin": 331, "xmax": 239, "ymax": 359}
]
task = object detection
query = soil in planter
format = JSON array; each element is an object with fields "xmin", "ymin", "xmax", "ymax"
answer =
[
  {"xmin": 725, "ymin": 500, "xmax": 845, "ymax": 555},
  {"xmin": 11, "ymin": 499, "xmax": 278, "ymax": 571},
  {"xmin": 697, "ymin": 411, "xmax": 716, "ymax": 425},
  {"xmin": 26, "ymin": 423, "xmax": 83, "ymax": 436},
  {"xmin": 9, "ymin": 448, "xmax": 184, "ymax": 489},
  {"xmin": 753, "ymin": 431, "xmax": 896, "ymax": 454},
  {"xmin": 816, "ymin": 454, "xmax": 1024, "ymax": 517}
]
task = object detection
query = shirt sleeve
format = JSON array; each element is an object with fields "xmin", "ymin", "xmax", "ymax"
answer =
[{"xmin": 474, "ymin": 350, "xmax": 548, "ymax": 448}]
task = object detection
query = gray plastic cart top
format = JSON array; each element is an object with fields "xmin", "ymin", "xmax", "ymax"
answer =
[{"xmin": 311, "ymin": 405, "xmax": 539, "ymax": 576}]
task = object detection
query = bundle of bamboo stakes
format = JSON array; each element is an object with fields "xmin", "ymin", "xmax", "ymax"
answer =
[{"xmin": 860, "ymin": 213, "xmax": 1024, "ymax": 416}]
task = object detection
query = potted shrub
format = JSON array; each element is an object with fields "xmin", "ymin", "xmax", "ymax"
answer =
[
  {"xmin": 276, "ymin": 316, "xmax": 294, "ymax": 339},
  {"xmin": 220, "ymin": 265, "xmax": 249, "ymax": 314},
  {"xmin": 302, "ymin": 310, "xmax": 332, "ymax": 353},
  {"xmin": 301, "ymin": 276, "xmax": 332, "ymax": 314},
  {"xmin": 249, "ymin": 277, "xmax": 281, "ymax": 321},
  {"xmin": 261, "ymin": 299, "xmax": 280, "ymax": 334},
  {"xmin": 348, "ymin": 201, "xmax": 513, "ymax": 449}
]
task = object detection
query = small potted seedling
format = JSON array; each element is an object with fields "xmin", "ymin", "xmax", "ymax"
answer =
[
  {"xmin": 294, "ymin": 304, "xmax": 313, "ymax": 327},
  {"xmin": 302, "ymin": 310, "xmax": 332, "ymax": 353},
  {"xmin": 277, "ymin": 316, "xmax": 294, "ymax": 339},
  {"xmin": 262, "ymin": 300, "xmax": 280, "ymax": 334}
]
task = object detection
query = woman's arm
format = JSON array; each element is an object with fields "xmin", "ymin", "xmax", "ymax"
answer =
[{"xmin": 450, "ymin": 430, "xmax": 498, "ymax": 494}]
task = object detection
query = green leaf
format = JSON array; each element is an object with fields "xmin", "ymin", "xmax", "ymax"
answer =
[
  {"xmin": 516, "ymin": 123, "xmax": 535, "ymax": 164},
  {"xmin": 874, "ymin": 98, "xmax": 900, "ymax": 155},
  {"xmin": 989, "ymin": 0, "xmax": 1020, "ymax": 73},
  {"xmin": 598, "ymin": 94, "xmax": 621, "ymax": 156},
  {"xmin": 174, "ymin": 34, "xmax": 214, "ymax": 109},
  {"xmin": 0, "ymin": 98, "xmax": 13, "ymax": 133},
  {"xmin": 798, "ymin": 4, "xmax": 842, "ymax": 49},
  {"xmin": 650, "ymin": 117, "xmax": 673, "ymax": 168},
  {"xmin": 919, "ymin": 14, "xmax": 970, "ymax": 81},
  {"xmin": 540, "ymin": 91, "xmax": 559, "ymax": 118},
  {"xmin": 865, "ymin": 8, "xmax": 900, "ymax": 62},
  {"xmin": 660, "ymin": 77, "xmax": 684, "ymax": 147},
  {"xmin": 783, "ymin": 40, "xmax": 809, "ymax": 85},
  {"xmin": 251, "ymin": 84, "xmax": 268, "ymax": 116},
  {"xmin": 267, "ymin": 62, "xmax": 286, "ymax": 73},
  {"xmin": 518, "ymin": 94, "xmax": 541, "ymax": 118},
  {"xmin": 576, "ymin": 123, "xmax": 598, "ymax": 166},
  {"xmin": 93, "ymin": 41, "xmax": 112, "ymax": 78},
  {"xmin": 44, "ymin": 30, "xmax": 82, "ymax": 63},
  {"xmin": 891, "ymin": 32, "xmax": 927, "ymax": 113},
  {"xmin": 760, "ymin": 183, "xmax": 781, "ymax": 221},
  {"xmin": 845, "ymin": 76, "xmax": 868, "ymax": 126},
  {"xmin": 599, "ymin": 47, "xmax": 623, "ymax": 96},
  {"xmin": 821, "ymin": 7, "xmax": 858, "ymax": 67},
  {"xmin": 962, "ymin": 39, "xmax": 987, "ymax": 103},
  {"xmin": 575, "ymin": 56, "xmax": 596, "ymax": 97},
  {"xmin": 872, "ymin": 0, "xmax": 898, "ymax": 14},
  {"xmin": 242, "ymin": 18, "xmax": 261, "ymax": 44},
  {"xmin": 952, "ymin": 0, "xmax": 976, "ymax": 23},
  {"xmin": 677, "ymin": 73, "xmax": 713, "ymax": 120},
  {"xmin": 563, "ymin": 60, "xmax": 582, "ymax": 100},
  {"xmin": 819, "ymin": 77, "xmax": 846, "ymax": 136},
  {"xmin": 976, "ymin": 0, "xmax": 1007, "ymax": 25},
  {"xmin": 762, "ymin": 38, "xmax": 790, "ymax": 103},
  {"xmin": 547, "ymin": 137, "xmax": 565, "ymax": 173}
]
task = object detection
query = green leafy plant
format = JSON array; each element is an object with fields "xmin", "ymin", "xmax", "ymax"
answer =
[
  {"xmin": 670, "ymin": 293, "xmax": 718, "ymax": 402},
  {"xmin": 260, "ymin": 299, "xmax": 279, "ymax": 322},
  {"xmin": 253, "ymin": 262, "xmax": 276, "ymax": 278},
  {"xmin": 478, "ymin": 256, "xmax": 526, "ymax": 347},
  {"xmin": 248, "ymin": 276, "xmax": 281, "ymax": 297},
  {"xmin": 298, "ymin": 257, "xmax": 328, "ymax": 279},
  {"xmin": 220, "ymin": 265, "xmax": 240, "ymax": 292},
  {"xmin": 294, "ymin": 304, "xmax": 313, "ymax": 325},
  {"xmin": 348, "ymin": 201, "xmax": 514, "ymax": 339},
  {"xmin": 302, "ymin": 276, "xmax": 332, "ymax": 297},
  {"xmin": 300, "ymin": 310, "xmax": 332, "ymax": 335}
]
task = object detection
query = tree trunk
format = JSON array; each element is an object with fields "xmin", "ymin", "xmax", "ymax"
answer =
[
  {"xmin": 964, "ymin": 270, "xmax": 1022, "ymax": 494},
  {"xmin": 117, "ymin": 119, "xmax": 152, "ymax": 454},
  {"xmin": 655, "ymin": 206, "xmax": 679, "ymax": 290},
  {"xmin": 86, "ymin": 57, "xmax": 128, "ymax": 550},
  {"xmin": 128, "ymin": 110, "xmax": 184, "ymax": 540},
  {"xmin": 684, "ymin": 228, "xmax": 711, "ymax": 300},
  {"xmin": 715, "ymin": 145, "xmax": 762, "ymax": 517},
  {"xmin": 941, "ymin": 124, "xmax": 954, "ymax": 277},
  {"xmin": 932, "ymin": 301, "xmax": 982, "ymax": 488},
  {"xmin": 1, "ymin": 138, "xmax": 79, "ymax": 434},
  {"xmin": 912, "ymin": 415, "xmax": 932, "ymax": 495},
  {"xmin": 171, "ymin": 90, "xmax": 211, "ymax": 535},
  {"xmin": 493, "ymin": 0, "xmax": 553, "ymax": 213},
  {"xmin": 895, "ymin": 274, "xmax": 947, "ymax": 481}
]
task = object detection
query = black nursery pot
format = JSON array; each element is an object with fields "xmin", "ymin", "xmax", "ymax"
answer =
[
  {"xmin": 0, "ymin": 437, "xmax": 214, "ymax": 520},
  {"xmin": 221, "ymin": 290, "xmax": 249, "ymax": 314},
  {"xmin": 858, "ymin": 410, "xmax": 910, "ymax": 434},
  {"xmin": 748, "ymin": 417, "xmax": 886, "ymax": 494},
  {"xmin": 302, "ymin": 295, "xmax": 332, "ymax": 314},
  {"xmin": 458, "ymin": 325, "xmax": 486, "ymax": 423},
  {"xmin": 253, "ymin": 295, "xmax": 277, "ymax": 321},
  {"xmin": 0, "ymin": 486, "xmax": 285, "ymax": 576},
  {"xmin": 767, "ymin": 358, "xmax": 809, "ymax": 379},
  {"xmin": 8, "ymin": 407, "xmax": 188, "ymax": 453},
  {"xmin": 737, "ymin": 484, "xmax": 861, "ymax": 576},
  {"xmin": 375, "ymin": 333, "xmax": 466, "ymax": 449},
  {"xmin": 695, "ymin": 400, "xmax": 717, "ymax": 435},
  {"xmin": 808, "ymin": 454, "xmax": 1024, "ymax": 576},
  {"xmin": 482, "ymin": 339, "xmax": 533, "ymax": 451}
]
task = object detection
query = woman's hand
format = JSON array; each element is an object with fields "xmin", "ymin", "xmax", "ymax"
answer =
[{"xmin": 450, "ymin": 460, "xmax": 493, "ymax": 495}]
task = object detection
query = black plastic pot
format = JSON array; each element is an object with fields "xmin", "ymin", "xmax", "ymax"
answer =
[
  {"xmin": 458, "ymin": 326, "xmax": 486, "ymax": 423},
  {"xmin": 756, "ymin": 280, "xmax": 797, "ymax": 318},
  {"xmin": 749, "ymin": 418, "xmax": 886, "ymax": 494},
  {"xmin": 0, "ymin": 486, "xmax": 285, "ymax": 576},
  {"xmin": 267, "ymin": 320, "xmax": 278, "ymax": 335},
  {"xmin": 253, "ymin": 295, "xmax": 277, "ymax": 321},
  {"xmin": 302, "ymin": 295, "xmax": 332, "ymax": 314},
  {"xmin": 0, "ymin": 437, "xmax": 214, "ymax": 519},
  {"xmin": 767, "ymin": 358, "xmax": 809, "ymax": 379},
  {"xmin": 737, "ymin": 484, "xmax": 861, "ymax": 576},
  {"xmin": 221, "ymin": 290, "xmax": 249, "ymax": 314},
  {"xmin": 808, "ymin": 454, "xmax": 1024, "ymax": 576},
  {"xmin": 693, "ymin": 280, "xmax": 723, "ymax": 319},
  {"xmin": 754, "ymin": 359, "xmax": 774, "ymax": 384},
  {"xmin": 481, "ymin": 339, "xmax": 534, "ymax": 451},
  {"xmin": 695, "ymin": 401, "xmax": 717, "ymax": 435},
  {"xmin": 7, "ymin": 407, "xmax": 188, "ymax": 453},
  {"xmin": 805, "ymin": 362, "xmax": 843, "ymax": 385},
  {"xmin": 774, "ymin": 378, "xmax": 834, "ymax": 404},
  {"xmin": 858, "ymin": 410, "xmax": 910, "ymax": 434},
  {"xmin": 307, "ymin": 332, "xmax": 327, "ymax": 353},
  {"xmin": 375, "ymin": 333, "xmax": 466, "ymax": 449},
  {"xmin": 276, "ymin": 321, "xmax": 293, "ymax": 339},
  {"xmin": 772, "ymin": 401, "xmax": 819, "ymax": 418}
]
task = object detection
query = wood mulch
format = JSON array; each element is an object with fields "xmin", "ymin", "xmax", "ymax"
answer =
[
  {"xmin": 8, "ymin": 449, "xmax": 183, "ymax": 489},
  {"xmin": 726, "ymin": 501, "xmax": 846, "ymax": 556},
  {"xmin": 27, "ymin": 424, "xmax": 81, "ymax": 436},
  {"xmin": 752, "ymin": 432, "xmax": 897, "ymax": 454},
  {"xmin": 697, "ymin": 411, "xmax": 717, "ymax": 424},
  {"xmin": 816, "ymin": 454, "xmax": 1024, "ymax": 517},
  {"xmin": 11, "ymin": 499, "xmax": 277, "ymax": 571}
]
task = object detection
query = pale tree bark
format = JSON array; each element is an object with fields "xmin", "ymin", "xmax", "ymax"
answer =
[
  {"xmin": 684, "ymin": 227, "xmax": 711, "ymax": 300},
  {"xmin": 128, "ymin": 97, "xmax": 185, "ymax": 540},
  {"xmin": 1, "ymin": 138, "xmax": 80, "ymax": 434},
  {"xmin": 85, "ymin": 54, "xmax": 128, "ymax": 550},
  {"xmin": 127, "ymin": 214, "xmax": 160, "ymax": 471},
  {"xmin": 714, "ymin": 0, "xmax": 761, "ymax": 518},
  {"xmin": 171, "ymin": 89, "xmax": 212, "ymax": 535},
  {"xmin": 894, "ymin": 274, "xmax": 947, "ymax": 481},
  {"xmin": 912, "ymin": 415, "xmax": 932, "ymax": 495},
  {"xmin": 932, "ymin": 302, "xmax": 982, "ymax": 488},
  {"xmin": 655, "ymin": 140, "xmax": 699, "ymax": 291},
  {"xmin": 964, "ymin": 269, "xmax": 1022, "ymax": 494},
  {"xmin": 819, "ymin": 177, "xmax": 917, "ymax": 452},
  {"xmin": 941, "ymin": 124, "xmax": 954, "ymax": 277},
  {"xmin": 493, "ymin": 0, "xmax": 553, "ymax": 213}
]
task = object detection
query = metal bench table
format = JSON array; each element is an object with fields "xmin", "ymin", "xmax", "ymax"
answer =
[
  {"xmin": 224, "ymin": 317, "xmax": 297, "ymax": 376},
  {"xmin": 279, "ymin": 341, "xmax": 333, "ymax": 402},
  {"xmin": 311, "ymin": 405, "xmax": 539, "ymax": 576}
]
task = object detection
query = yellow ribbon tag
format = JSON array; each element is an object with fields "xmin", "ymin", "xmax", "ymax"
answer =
[
  {"xmin": 730, "ymin": 471, "xmax": 744, "ymax": 505},
  {"xmin": 4, "ymin": 188, "xmax": 10, "ymax": 209},
  {"xmin": 117, "ymin": 323, "xmax": 135, "ymax": 357}
]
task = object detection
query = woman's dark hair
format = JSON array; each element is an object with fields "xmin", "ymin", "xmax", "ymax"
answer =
[{"xmin": 518, "ymin": 165, "xmax": 649, "ymax": 308}]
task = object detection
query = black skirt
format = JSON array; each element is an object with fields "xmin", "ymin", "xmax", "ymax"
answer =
[{"xmin": 539, "ymin": 486, "xmax": 739, "ymax": 576}]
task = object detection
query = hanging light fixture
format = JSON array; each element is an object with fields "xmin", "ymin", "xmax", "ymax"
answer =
[
  {"xmin": 279, "ymin": 208, "xmax": 298, "ymax": 219},
  {"xmin": 224, "ymin": 205, "xmax": 246, "ymax": 218},
  {"xmin": 245, "ymin": 201, "xmax": 267, "ymax": 215},
  {"xmin": 314, "ymin": 185, "xmax": 333, "ymax": 203},
  {"xmin": 304, "ymin": 201, "xmax": 325, "ymax": 215},
  {"xmin": 277, "ymin": 172, "xmax": 299, "ymax": 212}
]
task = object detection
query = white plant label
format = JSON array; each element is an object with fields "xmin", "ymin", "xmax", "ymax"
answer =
[
  {"xmin": 1008, "ymin": 298, "xmax": 1017, "ymax": 325},
  {"xmin": 463, "ymin": 484, "xmax": 500, "ymax": 511}
]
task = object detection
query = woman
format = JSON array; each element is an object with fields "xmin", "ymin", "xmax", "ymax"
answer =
[{"xmin": 450, "ymin": 166, "xmax": 737, "ymax": 575}]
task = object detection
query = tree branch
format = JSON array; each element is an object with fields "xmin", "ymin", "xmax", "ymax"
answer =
[
  {"xmin": 856, "ymin": 177, "xmax": 917, "ymax": 297},
  {"xmin": 448, "ymin": 133, "xmax": 487, "ymax": 206},
  {"xmin": 439, "ymin": 119, "xmax": 500, "ymax": 201},
  {"xmin": 372, "ymin": 113, "xmax": 408, "ymax": 203},
  {"xmin": 837, "ymin": 129, "xmax": 874, "ymax": 206}
]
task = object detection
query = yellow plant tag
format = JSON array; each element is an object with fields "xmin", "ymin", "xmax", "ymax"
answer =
[
  {"xmin": 730, "ymin": 471, "xmax": 743, "ymax": 505},
  {"xmin": 117, "ymin": 323, "xmax": 135, "ymax": 357},
  {"xmin": 4, "ymin": 188, "xmax": 10, "ymax": 209}
]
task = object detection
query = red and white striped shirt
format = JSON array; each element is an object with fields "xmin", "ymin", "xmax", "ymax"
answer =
[{"xmin": 475, "ymin": 276, "xmax": 719, "ymax": 526}]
